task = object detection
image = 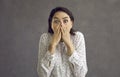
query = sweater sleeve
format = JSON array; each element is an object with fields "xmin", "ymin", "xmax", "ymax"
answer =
[
  {"xmin": 68, "ymin": 32, "xmax": 88, "ymax": 77},
  {"xmin": 37, "ymin": 33, "xmax": 56, "ymax": 77}
]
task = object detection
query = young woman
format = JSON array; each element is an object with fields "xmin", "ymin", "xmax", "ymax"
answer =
[{"xmin": 37, "ymin": 7, "xmax": 88, "ymax": 77}]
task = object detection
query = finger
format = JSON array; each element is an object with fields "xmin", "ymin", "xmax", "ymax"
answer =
[
  {"xmin": 57, "ymin": 24, "xmax": 61, "ymax": 29},
  {"xmin": 64, "ymin": 27, "xmax": 69, "ymax": 33},
  {"xmin": 58, "ymin": 29, "xmax": 61, "ymax": 35},
  {"xmin": 63, "ymin": 27, "xmax": 70, "ymax": 36},
  {"xmin": 54, "ymin": 25, "xmax": 60, "ymax": 33},
  {"xmin": 60, "ymin": 27, "xmax": 64, "ymax": 34},
  {"xmin": 57, "ymin": 28, "xmax": 61, "ymax": 39},
  {"xmin": 62, "ymin": 27, "xmax": 66, "ymax": 33},
  {"xmin": 56, "ymin": 25, "xmax": 61, "ymax": 31},
  {"xmin": 66, "ymin": 27, "xmax": 70, "ymax": 32},
  {"xmin": 57, "ymin": 28, "xmax": 61, "ymax": 35},
  {"xmin": 57, "ymin": 26, "xmax": 61, "ymax": 33}
]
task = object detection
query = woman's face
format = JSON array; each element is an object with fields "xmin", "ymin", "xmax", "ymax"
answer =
[{"xmin": 51, "ymin": 11, "xmax": 73, "ymax": 33}]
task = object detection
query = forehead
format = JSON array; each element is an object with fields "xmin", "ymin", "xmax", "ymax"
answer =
[{"xmin": 53, "ymin": 11, "xmax": 70, "ymax": 19}]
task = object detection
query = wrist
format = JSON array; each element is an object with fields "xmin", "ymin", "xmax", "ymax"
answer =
[
  {"xmin": 67, "ymin": 44, "xmax": 75, "ymax": 56},
  {"xmin": 48, "ymin": 43, "xmax": 56, "ymax": 54}
]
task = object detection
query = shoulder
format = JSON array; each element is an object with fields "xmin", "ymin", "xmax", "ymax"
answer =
[
  {"xmin": 39, "ymin": 32, "xmax": 51, "ymax": 42},
  {"xmin": 72, "ymin": 31, "xmax": 85, "ymax": 46},
  {"xmin": 71, "ymin": 31, "xmax": 85, "ymax": 44},
  {"xmin": 40, "ymin": 32, "xmax": 50, "ymax": 38},
  {"xmin": 74, "ymin": 31, "xmax": 85, "ymax": 39}
]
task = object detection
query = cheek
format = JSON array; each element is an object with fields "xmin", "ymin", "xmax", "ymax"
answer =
[
  {"xmin": 51, "ymin": 23, "xmax": 57, "ymax": 30},
  {"xmin": 70, "ymin": 24, "xmax": 72, "ymax": 28},
  {"xmin": 67, "ymin": 22, "xmax": 72, "ymax": 29},
  {"xmin": 51, "ymin": 24, "xmax": 54, "ymax": 30}
]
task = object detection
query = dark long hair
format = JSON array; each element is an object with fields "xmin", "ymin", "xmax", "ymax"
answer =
[{"xmin": 48, "ymin": 7, "xmax": 76, "ymax": 35}]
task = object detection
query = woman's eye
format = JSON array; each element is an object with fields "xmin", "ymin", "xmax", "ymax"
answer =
[
  {"xmin": 54, "ymin": 20, "xmax": 60, "ymax": 24},
  {"xmin": 63, "ymin": 20, "xmax": 68, "ymax": 23}
]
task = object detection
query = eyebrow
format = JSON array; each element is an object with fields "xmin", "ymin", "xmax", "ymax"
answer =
[
  {"xmin": 53, "ymin": 17, "xmax": 69, "ymax": 19},
  {"xmin": 63, "ymin": 17, "xmax": 68, "ymax": 19}
]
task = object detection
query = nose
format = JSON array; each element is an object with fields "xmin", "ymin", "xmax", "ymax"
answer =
[{"xmin": 60, "ymin": 21, "xmax": 64, "ymax": 27}]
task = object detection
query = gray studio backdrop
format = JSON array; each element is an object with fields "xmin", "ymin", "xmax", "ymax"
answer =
[{"xmin": 0, "ymin": 0, "xmax": 120, "ymax": 77}]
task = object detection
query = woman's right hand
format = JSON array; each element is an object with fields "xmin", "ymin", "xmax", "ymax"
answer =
[{"xmin": 49, "ymin": 25, "xmax": 61, "ymax": 54}]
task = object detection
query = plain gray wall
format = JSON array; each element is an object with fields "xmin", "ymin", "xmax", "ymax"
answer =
[{"xmin": 0, "ymin": 0, "xmax": 120, "ymax": 77}]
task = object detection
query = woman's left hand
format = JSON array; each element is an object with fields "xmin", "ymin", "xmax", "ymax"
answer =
[{"xmin": 60, "ymin": 26, "xmax": 75, "ymax": 56}]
